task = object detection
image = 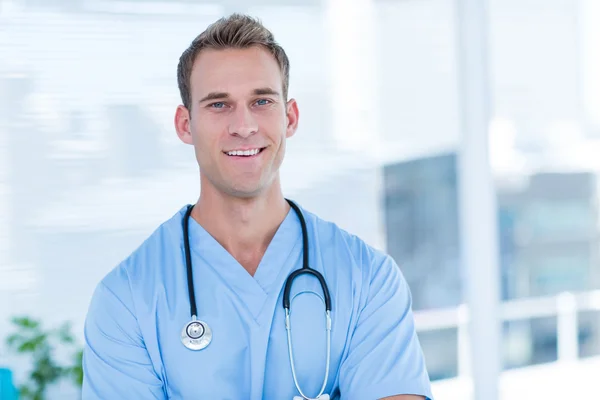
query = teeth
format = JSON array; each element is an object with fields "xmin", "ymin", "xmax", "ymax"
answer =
[{"xmin": 227, "ymin": 148, "xmax": 260, "ymax": 156}]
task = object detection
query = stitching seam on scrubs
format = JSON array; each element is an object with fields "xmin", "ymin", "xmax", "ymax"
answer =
[
  {"xmin": 96, "ymin": 282, "xmax": 148, "ymax": 348},
  {"xmin": 99, "ymin": 281, "xmax": 137, "ymax": 321},
  {"xmin": 117, "ymin": 268, "xmax": 167, "ymax": 390},
  {"xmin": 347, "ymin": 248, "xmax": 372, "ymax": 335},
  {"xmin": 123, "ymin": 266, "xmax": 144, "ymax": 329}
]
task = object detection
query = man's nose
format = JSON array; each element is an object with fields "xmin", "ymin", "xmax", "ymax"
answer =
[{"xmin": 228, "ymin": 106, "xmax": 258, "ymax": 138}]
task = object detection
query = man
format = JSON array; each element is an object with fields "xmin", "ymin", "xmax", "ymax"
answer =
[{"xmin": 82, "ymin": 13, "xmax": 433, "ymax": 400}]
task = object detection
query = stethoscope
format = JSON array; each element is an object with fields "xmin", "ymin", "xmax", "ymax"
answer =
[{"xmin": 180, "ymin": 199, "xmax": 332, "ymax": 400}]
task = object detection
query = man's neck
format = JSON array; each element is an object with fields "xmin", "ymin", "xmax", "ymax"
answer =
[{"xmin": 190, "ymin": 180, "xmax": 290, "ymax": 276}]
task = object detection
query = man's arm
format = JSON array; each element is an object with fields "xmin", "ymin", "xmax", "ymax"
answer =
[
  {"xmin": 83, "ymin": 266, "xmax": 166, "ymax": 399},
  {"xmin": 338, "ymin": 253, "xmax": 434, "ymax": 400}
]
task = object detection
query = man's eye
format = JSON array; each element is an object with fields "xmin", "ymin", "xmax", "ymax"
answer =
[
  {"xmin": 210, "ymin": 102, "xmax": 225, "ymax": 108},
  {"xmin": 256, "ymin": 99, "xmax": 271, "ymax": 106}
]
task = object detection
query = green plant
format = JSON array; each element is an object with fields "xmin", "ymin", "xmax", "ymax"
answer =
[{"xmin": 5, "ymin": 316, "xmax": 83, "ymax": 400}]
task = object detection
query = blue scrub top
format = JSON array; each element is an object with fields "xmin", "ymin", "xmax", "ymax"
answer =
[{"xmin": 82, "ymin": 204, "xmax": 434, "ymax": 400}]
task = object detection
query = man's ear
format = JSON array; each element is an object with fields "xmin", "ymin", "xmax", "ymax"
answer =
[
  {"xmin": 175, "ymin": 105, "xmax": 194, "ymax": 145},
  {"xmin": 285, "ymin": 98, "xmax": 299, "ymax": 139}
]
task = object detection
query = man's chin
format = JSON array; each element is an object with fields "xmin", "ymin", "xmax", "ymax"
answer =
[{"xmin": 224, "ymin": 183, "xmax": 266, "ymax": 199}]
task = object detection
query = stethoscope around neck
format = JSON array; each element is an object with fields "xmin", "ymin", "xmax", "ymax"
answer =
[{"xmin": 180, "ymin": 199, "xmax": 332, "ymax": 400}]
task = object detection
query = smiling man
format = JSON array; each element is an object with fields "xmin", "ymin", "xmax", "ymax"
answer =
[{"xmin": 82, "ymin": 13, "xmax": 434, "ymax": 400}]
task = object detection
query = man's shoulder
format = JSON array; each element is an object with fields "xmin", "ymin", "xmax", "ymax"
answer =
[
  {"xmin": 99, "ymin": 205, "xmax": 188, "ymax": 290},
  {"xmin": 301, "ymin": 206, "xmax": 391, "ymax": 269}
]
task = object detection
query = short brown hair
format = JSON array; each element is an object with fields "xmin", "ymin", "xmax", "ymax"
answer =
[{"xmin": 177, "ymin": 13, "xmax": 290, "ymax": 111}]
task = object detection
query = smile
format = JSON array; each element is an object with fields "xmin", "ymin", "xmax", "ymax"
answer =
[{"xmin": 224, "ymin": 147, "xmax": 265, "ymax": 157}]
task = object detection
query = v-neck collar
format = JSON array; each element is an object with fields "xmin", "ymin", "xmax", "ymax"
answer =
[{"xmin": 186, "ymin": 206, "xmax": 302, "ymax": 320}]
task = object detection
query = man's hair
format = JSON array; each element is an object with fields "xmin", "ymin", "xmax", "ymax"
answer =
[{"xmin": 177, "ymin": 13, "xmax": 290, "ymax": 111}]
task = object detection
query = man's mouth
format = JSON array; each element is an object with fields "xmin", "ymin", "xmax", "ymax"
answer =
[{"xmin": 224, "ymin": 147, "xmax": 266, "ymax": 157}]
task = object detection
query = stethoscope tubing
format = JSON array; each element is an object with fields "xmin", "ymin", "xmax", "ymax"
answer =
[{"xmin": 181, "ymin": 198, "xmax": 332, "ymax": 398}]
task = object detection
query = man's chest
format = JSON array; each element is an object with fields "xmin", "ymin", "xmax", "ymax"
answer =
[{"xmin": 155, "ymin": 283, "xmax": 353, "ymax": 399}]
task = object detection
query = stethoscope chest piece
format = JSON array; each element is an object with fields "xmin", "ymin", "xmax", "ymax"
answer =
[{"xmin": 180, "ymin": 316, "xmax": 212, "ymax": 351}]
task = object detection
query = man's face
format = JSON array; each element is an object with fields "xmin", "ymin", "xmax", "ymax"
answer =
[{"xmin": 175, "ymin": 46, "xmax": 298, "ymax": 199}]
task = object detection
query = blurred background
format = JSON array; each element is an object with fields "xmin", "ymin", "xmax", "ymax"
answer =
[{"xmin": 1, "ymin": 0, "xmax": 600, "ymax": 398}]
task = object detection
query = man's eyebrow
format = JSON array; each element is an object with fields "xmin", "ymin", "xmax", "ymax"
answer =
[
  {"xmin": 198, "ymin": 92, "xmax": 229, "ymax": 103},
  {"xmin": 198, "ymin": 88, "xmax": 280, "ymax": 104},
  {"xmin": 253, "ymin": 87, "xmax": 280, "ymax": 96}
]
